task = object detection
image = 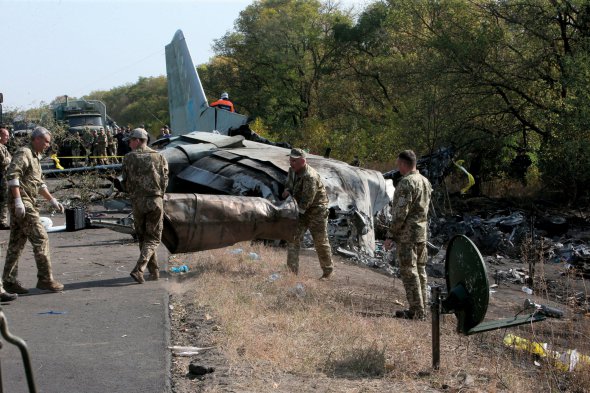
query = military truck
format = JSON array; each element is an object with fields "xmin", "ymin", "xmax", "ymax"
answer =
[
  {"xmin": 52, "ymin": 96, "xmax": 116, "ymax": 168},
  {"xmin": 53, "ymin": 96, "xmax": 109, "ymax": 133}
]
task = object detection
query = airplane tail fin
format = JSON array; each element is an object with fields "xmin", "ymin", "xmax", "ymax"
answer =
[{"xmin": 165, "ymin": 30, "xmax": 247, "ymax": 135}]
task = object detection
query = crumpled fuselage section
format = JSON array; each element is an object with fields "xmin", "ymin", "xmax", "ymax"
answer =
[{"xmin": 160, "ymin": 132, "xmax": 392, "ymax": 255}]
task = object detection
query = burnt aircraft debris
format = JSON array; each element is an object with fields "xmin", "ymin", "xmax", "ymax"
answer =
[
  {"xmin": 428, "ymin": 208, "xmax": 590, "ymax": 277},
  {"xmin": 383, "ymin": 147, "xmax": 454, "ymax": 187},
  {"xmin": 156, "ymin": 131, "xmax": 391, "ymax": 255}
]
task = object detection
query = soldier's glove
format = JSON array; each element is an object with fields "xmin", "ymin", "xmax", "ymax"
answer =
[
  {"xmin": 50, "ymin": 198, "xmax": 65, "ymax": 214},
  {"xmin": 14, "ymin": 197, "xmax": 26, "ymax": 218}
]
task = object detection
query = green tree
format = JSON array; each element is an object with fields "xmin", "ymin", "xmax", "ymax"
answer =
[{"xmin": 208, "ymin": 0, "xmax": 351, "ymax": 139}]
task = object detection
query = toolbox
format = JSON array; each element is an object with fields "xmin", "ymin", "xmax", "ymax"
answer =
[{"xmin": 65, "ymin": 207, "xmax": 86, "ymax": 232}]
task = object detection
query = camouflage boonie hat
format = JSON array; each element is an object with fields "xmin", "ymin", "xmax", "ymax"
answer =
[{"xmin": 289, "ymin": 148, "xmax": 307, "ymax": 158}]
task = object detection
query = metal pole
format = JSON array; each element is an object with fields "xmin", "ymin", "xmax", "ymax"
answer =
[
  {"xmin": 431, "ymin": 285, "xmax": 441, "ymax": 370},
  {"xmin": 0, "ymin": 341, "xmax": 4, "ymax": 393},
  {"xmin": 0, "ymin": 311, "xmax": 37, "ymax": 393}
]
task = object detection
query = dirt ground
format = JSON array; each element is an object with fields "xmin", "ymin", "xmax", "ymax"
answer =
[
  {"xmin": 167, "ymin": 244, "xmax": 589, "ymax": 393},
  {"xmin": 167, "ymin": 250, "xmax": 426, "ymax": 393}
]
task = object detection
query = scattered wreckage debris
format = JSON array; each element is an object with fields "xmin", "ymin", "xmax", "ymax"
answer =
[
  {"xmin": 383, "ymin": 147, "xmax": 454, "ymax": 187},
  {"xmin": 430, "ymin": 235, "xmax": 563, "ymax": 370},
  {"xmin": 428, "ymin": 207, "xmax": 590, "ymax": 278},
  {"xmin": 89, "ymin": 215, "xmax": 135, "ymax": 237}
]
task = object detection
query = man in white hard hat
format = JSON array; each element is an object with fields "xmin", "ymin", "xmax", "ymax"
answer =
[{"xmin": 210, "ymin": 92, "xmax": 235, "ymax": 112}]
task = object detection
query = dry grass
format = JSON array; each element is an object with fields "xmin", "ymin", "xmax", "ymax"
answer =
[{"xmin": 172, "ymin": 243, "xmax": 590, "ymax": 392}]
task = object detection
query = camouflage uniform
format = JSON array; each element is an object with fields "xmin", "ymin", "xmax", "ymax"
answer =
[
  {"xmin": 106, "ymin": 130, "xmax": 118, "ymax": 163},
  {"xmin": 285, "ymin": 164, "xmax": 333, "ymax": 275},
  {"xmin": 3, "ymin": 146, "xmax": 56, "ymax": 284},
  {"xmin": 389, "ymin": 170, "xmax": 432, "ymax": 318},
  {"xmin": 71, "ymin": 133, "xmax": 82, "ymax": 166},
  {"xmin": 96, "ymin": 131, "xmax": 108, "ymax": 165},
  {"xmin": 0, "ymin": 144, "xmax": 12, "ymax": 226},
  {"xmin": 121, "ymin": 146, "xmax": 168, "ymax": 277},
  {"xmin": 81, "ymin": 129, "xmax": 94, "ymax": 165}
]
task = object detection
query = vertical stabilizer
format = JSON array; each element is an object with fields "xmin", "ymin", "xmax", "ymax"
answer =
[{"xmin": 165, "ymin": 30, "xmax": 248, "ymax": 135}]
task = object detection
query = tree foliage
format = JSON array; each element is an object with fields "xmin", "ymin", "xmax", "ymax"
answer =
[
  {"xmin": 199, "ymin": 0, "xmax": 590, "ymax": 200},
  {"xmin": 14, "ymin": 0, "xmax": 590, "ymax": 201}
]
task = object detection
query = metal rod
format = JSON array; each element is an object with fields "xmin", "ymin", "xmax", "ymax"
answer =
[
  {"xmin": 0, "ymin": 346, "xmax": 4, "ymax": 393},
  {"xmin": 0, "ymin": 311, "xmax": 37, "ymax": 393},
  {"xmin": 431, "ymin": 286, "xmax": 441, "ymax": 370}
]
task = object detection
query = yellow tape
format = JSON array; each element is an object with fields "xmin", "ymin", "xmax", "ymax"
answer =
[
  {"xmin": 50, "ymin": 154, "xmax": 123, "ymax": 171},
  {"xmin": 504, "ymin": 334, "xmax": 590, "ymax": 372},
  {"xmin": 453, "ymin": 160, "xmax": 475, "ymax": 194},
  {"xmin": 51, "ymin": 156, "xmax": 124, "ymax": 159}
]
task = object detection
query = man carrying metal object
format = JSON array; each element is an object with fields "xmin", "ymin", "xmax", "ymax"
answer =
[
  {"xmin": 282, "ymin": 148, "xmax": 334, "ymax": 279},
  {"xmin": 2, "ymin": 126, "xmax": 65, "ymax": 294}
]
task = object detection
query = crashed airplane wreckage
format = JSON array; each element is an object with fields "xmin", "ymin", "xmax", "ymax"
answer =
[
  {"xmin": 102, "ymin": 29, "xmax": 391, "ymax": 257},
  {"xmin": 155, "ymin": 132, "xmax": 391, "ymax": 254}
]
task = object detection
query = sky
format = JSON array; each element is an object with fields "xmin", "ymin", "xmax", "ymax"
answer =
[
  {"xmin": 0, "ymin": 0, "xmax": 261, "ymax": 110},
  {"xmin": 1, "ymin": 0, "xmax": 364, "ymax": 112}
]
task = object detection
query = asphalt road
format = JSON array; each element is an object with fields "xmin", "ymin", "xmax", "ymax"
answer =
[{"xmin": 0, "ymin": 215, "xmax": 171, "ymax": 393}]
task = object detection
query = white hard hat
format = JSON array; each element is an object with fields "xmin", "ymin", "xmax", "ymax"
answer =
[
  {"xmin": 40, "ymin": 217, "xmax": 53, "ymax": 229},
  {"xmin": 221, "ymin": 92, "xmax": 229, "ymax": 99}
]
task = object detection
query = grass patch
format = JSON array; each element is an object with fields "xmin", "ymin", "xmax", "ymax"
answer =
[{"xmin": 173, "ymin": 242, "xmax": 590, "ymax": 392}]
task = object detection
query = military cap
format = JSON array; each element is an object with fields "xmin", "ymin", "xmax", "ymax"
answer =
[
  {"xmin": 124, "ymin": 128, "xmax": 148, "ymax": 141},
  {"xmin": 289, "ymin": 148, "xmax": 307, "ymax": 158}
]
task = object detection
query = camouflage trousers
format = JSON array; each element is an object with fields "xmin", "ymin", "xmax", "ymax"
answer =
[
  {"xmin": 108, "ymin": 145, "xmax": 118, "ymax": 163},
  {"xmin": 95, "ymin": 146, "xmax": 107, "ymax": 165},
  {"xmin": 132, "ymin": 197, "xmax": 164, "ymax": 275},
  {"xmin": 287, "ymin": 206, "xmax": 333, "ymax": 274},
  {"xmin": 3, "ymin": 203, "xmax": 54, "ymax": 283},
  {"xmin": 397, "ymin": 242, "xmax": 428, "ymax": 317},
  {"xmin": 0, "ymin": 179, "xmax": 8, "ymax": 226}
]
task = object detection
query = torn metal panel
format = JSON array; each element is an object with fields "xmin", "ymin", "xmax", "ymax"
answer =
[
  {"xmin": 176, "ymin": 166, "xmax": 234, "ymax": 194},
  {"xmin": 211, "ymin": 151, "xmax": 286, "ymax": 185},
  {"xmin": 162, "ymin": 193, "xmax": 298, "ymax": 254}
]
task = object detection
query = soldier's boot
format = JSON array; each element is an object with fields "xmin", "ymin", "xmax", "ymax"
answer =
[
  {"xmin": 4, "ymin": 281, "xmax": 29, "ymax": 294},
  {"xmin": 395, "ymin": 308, "xmax": 425, "ymax": 321},
  {"xmin": 130, "ymin": 269, "xmax": 145, "ymax": 284},
  {"xmin": 148, "ymin": 268, "xmax": 159, "ymax": 281},
  {"xmin": 0, "ymin": 291, "xmax": 17, "ymax": 302},
  {"xmin": 36, "ymin": 279, "xmax": 64, "ymax": 293},
  {"xmin": 319, "ymin": 268, "xmax": 333, "ymax": 281}
]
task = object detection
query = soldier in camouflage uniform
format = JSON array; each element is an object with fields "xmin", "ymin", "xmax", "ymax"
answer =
[
  {"xmin": 2, "ymin": 127, "xmax": 65, "ymax": 294},
  {"xmin": 385, "ymin": 150, "xmax": 432, "ymax": 320},
  {"xmin": 121, "ymin": 128, "xmax": 168, "ymax": 284},
  {"xmin": 89, "ymin": 129, "xmax": 99, "ymax": 165},
  {"xmin": 282, "ymin": 148, "xmax": 334, "ymax": 279},
  {"xmin": 96, "ymin": 128, "xmax": 108, "ymax": 165},
  {"xmin": 0, "ymin": 128, "xmax": 12, "ymax": 229},
  {"xmin": 106, "ymin": 127, "xmax": 118, "ymax": 164}
]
